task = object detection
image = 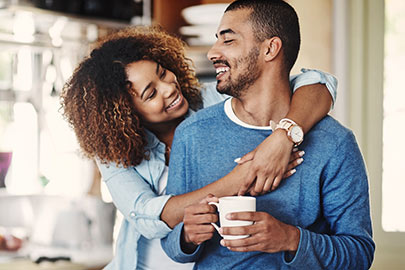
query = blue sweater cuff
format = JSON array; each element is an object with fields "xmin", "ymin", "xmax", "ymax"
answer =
[
  {"xmin": 282, "ymin": 226, "xmax": 308, "ymax": 267},
  {"xmin": 165, "ymin": 222, "xmax": 203, "ymax": 263}
]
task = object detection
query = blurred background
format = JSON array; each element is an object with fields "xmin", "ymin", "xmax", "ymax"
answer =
[{"xmin": 0, "ymin": 0, "xmax": 403, "ymax": 269}]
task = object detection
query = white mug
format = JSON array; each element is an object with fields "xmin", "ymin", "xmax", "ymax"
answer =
[{"xmin": 209, "ymin": 196, "xmax": 256, "ymax": 240}]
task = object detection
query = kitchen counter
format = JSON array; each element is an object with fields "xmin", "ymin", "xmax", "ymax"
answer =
[
  {"xmin": 0, "ymin": 243, "xmax": 112, "ymax": 270},
  {"xmin": 0, "ymin": 259, "xmax": 88, "ymax": 270}
]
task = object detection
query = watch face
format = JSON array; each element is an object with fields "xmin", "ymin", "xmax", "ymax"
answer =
[{"xmin": 290, "ymin": 126, "xmax": 304, "ymax": 143}]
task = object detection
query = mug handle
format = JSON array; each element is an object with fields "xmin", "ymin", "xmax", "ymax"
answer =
[{"xmin": 208, "ymin": 202, "xmax": 222, "ymax": 235}]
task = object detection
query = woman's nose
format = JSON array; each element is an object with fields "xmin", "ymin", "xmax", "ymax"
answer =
[{"xmin": 159, "ymin": 81, "xmax": 177, "ymax": 98}]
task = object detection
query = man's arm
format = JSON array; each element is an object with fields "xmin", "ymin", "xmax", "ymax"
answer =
[{"xmin": 288, "ymin": 131, "xmax": 374, "ymax": 269}]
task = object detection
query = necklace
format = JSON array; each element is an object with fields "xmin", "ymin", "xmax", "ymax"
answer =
[{"xmin": 165, "ymin": 145, "xmax": 171, "ymax": 155}]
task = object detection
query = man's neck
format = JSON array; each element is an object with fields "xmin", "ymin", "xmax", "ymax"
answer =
[{"xmin": 231, "ymin": 72, "xmax": 291, "ymax": 126}]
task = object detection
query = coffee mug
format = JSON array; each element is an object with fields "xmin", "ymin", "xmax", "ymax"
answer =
[{"xmin": 209, "ymin": 196, "xmax": 256, "ymax": 240}]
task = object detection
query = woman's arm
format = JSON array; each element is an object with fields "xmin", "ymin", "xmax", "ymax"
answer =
[
  {"xmin": 161, "ymin": 148, "xmax": 303, "ymax": 229},
  {"xmin": 97, "ymin": 160, "xmax": 173, "ymax": 239},
  {"xmin": 236, "ymin": 70, "xmax": 337, "ymax": 195},
  {"xmin": 160, "ymin": 160, "xmax": 251, "ymax": 229}
]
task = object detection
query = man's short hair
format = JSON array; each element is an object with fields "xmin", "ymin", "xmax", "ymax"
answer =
[{"xmin": 226, "ymin": 0, "xmax": 301, "ymax": 72}]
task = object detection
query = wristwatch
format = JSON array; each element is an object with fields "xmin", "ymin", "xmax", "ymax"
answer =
[{"xmin": 274, "ymin": 118, "xmax": 304, "ymax": 146}]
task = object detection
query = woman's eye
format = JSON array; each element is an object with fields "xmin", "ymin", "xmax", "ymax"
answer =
[
  {"xmin": 160, "ymin": 68, "xmax": 167, "ymax": 79},
  {"xmin": 147, "ymin": 89, "xmax": 157, "ymax": 100}
]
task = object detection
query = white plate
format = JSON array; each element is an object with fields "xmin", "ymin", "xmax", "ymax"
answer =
[
  {"xmin": 179, "ymin": 25, "xmax": 217, "ymax": 36},
  {"xmin": 181, "ymin": 4, "xmax": 228, "ymax": 26}
]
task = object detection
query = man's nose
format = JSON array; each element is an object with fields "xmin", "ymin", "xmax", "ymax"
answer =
[{"xmin": 207, "ymin": 41, "xmax": 220, "ymax": 62}]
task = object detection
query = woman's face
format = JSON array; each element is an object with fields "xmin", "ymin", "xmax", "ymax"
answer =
[{"xmin": 126, "ymin": 60, "xmax": 189, "ymax": 126}]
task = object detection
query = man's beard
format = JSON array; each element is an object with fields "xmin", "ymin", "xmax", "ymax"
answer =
[{"xmin": 216, "ymin": 47, "xmax": 261, "ymax": 98}]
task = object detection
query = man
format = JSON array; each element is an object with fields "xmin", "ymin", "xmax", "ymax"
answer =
[{"xmin": 162, "ymin": 0, "xmax": 375, "ymax": 269}]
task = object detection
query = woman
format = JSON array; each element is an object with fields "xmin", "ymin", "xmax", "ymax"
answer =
[{"xmin": 60, "ymin": 26, "xmax": 336, "ymax": 270}]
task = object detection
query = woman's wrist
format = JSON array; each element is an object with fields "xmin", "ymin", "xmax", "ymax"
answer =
[{"xmin": 271, "ymin": 119, "xmax": 304, "ymax": 147}]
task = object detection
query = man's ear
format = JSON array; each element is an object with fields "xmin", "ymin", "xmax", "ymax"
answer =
[{"xmin": 263, "ymin": 37, "xmax": 282, "ymax": 62}]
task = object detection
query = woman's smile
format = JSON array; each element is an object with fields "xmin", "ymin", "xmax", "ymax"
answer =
[{"xmin": 166, "ymin": 93, "xmax": 184, "ymax": 112}]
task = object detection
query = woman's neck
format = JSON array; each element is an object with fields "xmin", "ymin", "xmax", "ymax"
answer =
[{"xmin": 144, "ymin": 117, "xmax": 184, "ymax": 148}]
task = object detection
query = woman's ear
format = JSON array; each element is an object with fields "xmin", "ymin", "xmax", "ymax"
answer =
[{"xmin": 264, "ymin": 37, "xmax": 282, "ymax": 62}]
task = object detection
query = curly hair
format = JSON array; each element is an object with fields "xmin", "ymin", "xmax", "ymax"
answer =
[{"xmin": 60, "ymin": 26, "xmax": 202, "ymax": 167}]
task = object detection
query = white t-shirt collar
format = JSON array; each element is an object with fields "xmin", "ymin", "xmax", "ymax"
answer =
[{"xmin": 224, "ymin": 98, "xmax": 272, "ymax": 130}]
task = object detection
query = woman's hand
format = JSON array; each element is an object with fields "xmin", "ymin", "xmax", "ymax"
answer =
[{"xmin": 237, "ymin": 129, "xmax": 305, "ymax": 196}]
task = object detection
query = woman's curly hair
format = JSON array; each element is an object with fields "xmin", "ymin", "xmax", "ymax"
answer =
[{"xmin": 60, "ymin": 26, "xmax": 202, "ymax": 167}]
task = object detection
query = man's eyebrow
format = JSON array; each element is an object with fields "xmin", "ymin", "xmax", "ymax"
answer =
[
  {"xmin": 215, "ymin": 28, "xmax": 236, "ymax": 39},
  {"xmin": 140, "ymin": 63, "xmax": 160, "ymax": 99}
]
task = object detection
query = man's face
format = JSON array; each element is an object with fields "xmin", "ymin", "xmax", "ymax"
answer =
[{"xmin": 207, "ymin": 8, "xmax": 262, "ymax": 98}]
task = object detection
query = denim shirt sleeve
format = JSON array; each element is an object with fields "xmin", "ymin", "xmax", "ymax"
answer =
[
  {"xmin": 202, "ymin": 68, "xmax": 338, "ymax": 109},
  {"xmin": 290, "ymin": 68, "xmax": 338, "ymax": 108},
  {"xmin": 97, "ymin": 160, "xmax": 172, "ymax": 239},
  {"xmin": 201, "ymin": 82, "xmax": 229, "ymax": 108}
]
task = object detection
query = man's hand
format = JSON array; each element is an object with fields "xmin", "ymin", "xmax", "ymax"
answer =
[
  {"xmin": 181, "ymin": 195, "xmax": 219, "ymax": 252},
  {"xmin": 237, "ymin": 129, "xmax": 304, "ymax": 196},
  {"xmin": 219, "ymin": 211, "xmax": 300, "ymax": 254}
]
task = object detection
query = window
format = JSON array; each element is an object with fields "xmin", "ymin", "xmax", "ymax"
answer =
[{"xmin": 382, "ymin": 0, "xmax": 405, "ymax": 232}]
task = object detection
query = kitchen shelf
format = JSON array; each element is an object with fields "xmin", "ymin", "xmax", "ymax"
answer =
[{"xmin": 6, "ymin": 5, "xmax": 134, "ymax": 29}]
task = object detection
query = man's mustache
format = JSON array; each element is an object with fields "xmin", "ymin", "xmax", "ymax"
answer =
[{"xmin": 213, "ymin": 60, "xmax": 230, "ymax": 67}]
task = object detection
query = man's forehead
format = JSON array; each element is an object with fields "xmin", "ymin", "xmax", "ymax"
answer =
[{"xmin": 216, "ymin": 9, "xmax": 252, "ymax": 36}]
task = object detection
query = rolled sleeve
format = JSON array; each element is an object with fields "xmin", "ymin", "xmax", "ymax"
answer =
[
  {"xmin": 290, "ymin": 68, "xmax": 338, "ymax": 108},
  {"xmin": 97, "ymin": 160, "xmax": 173, "ymax": 239}
]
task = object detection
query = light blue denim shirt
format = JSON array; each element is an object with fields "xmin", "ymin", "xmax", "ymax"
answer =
[{"xmin": 97, "ymin": 69, "xmax": 337, "ymax": 270}]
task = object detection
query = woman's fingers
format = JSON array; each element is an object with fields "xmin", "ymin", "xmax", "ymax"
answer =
[
  {"xmin": 282, "ymin": 169, "xmax": 297, "ymax": 179},
  {"xmin": 289, "ymin": 149, "xmax": 305, "ymax": 162},
  {"xmin": 270, "ymin": 175, "xmax": 282, "ymax": 191},
  {"xmin": 281, "ymin": 150, "xmax": 304, "ymax": 180},
  {"xmin": 235, "ymin": 151, "xmax": 255, "ymax": 165},
  {"xmin": 262, "ymin": 177, "xmax": 274, "ymax": 193},
  {"xmin": 286, "ymin": 157, "xmax": 304, "ymax": 172}
]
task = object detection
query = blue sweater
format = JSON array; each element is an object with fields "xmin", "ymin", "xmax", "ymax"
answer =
[{"xmin": 162, "ymin": 100, "xmax": 375, "ymax": 270}]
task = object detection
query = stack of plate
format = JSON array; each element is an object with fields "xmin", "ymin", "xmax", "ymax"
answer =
[{"xmin": 180, "ymin": 4, "xmax": 228, "ymax": 46}]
